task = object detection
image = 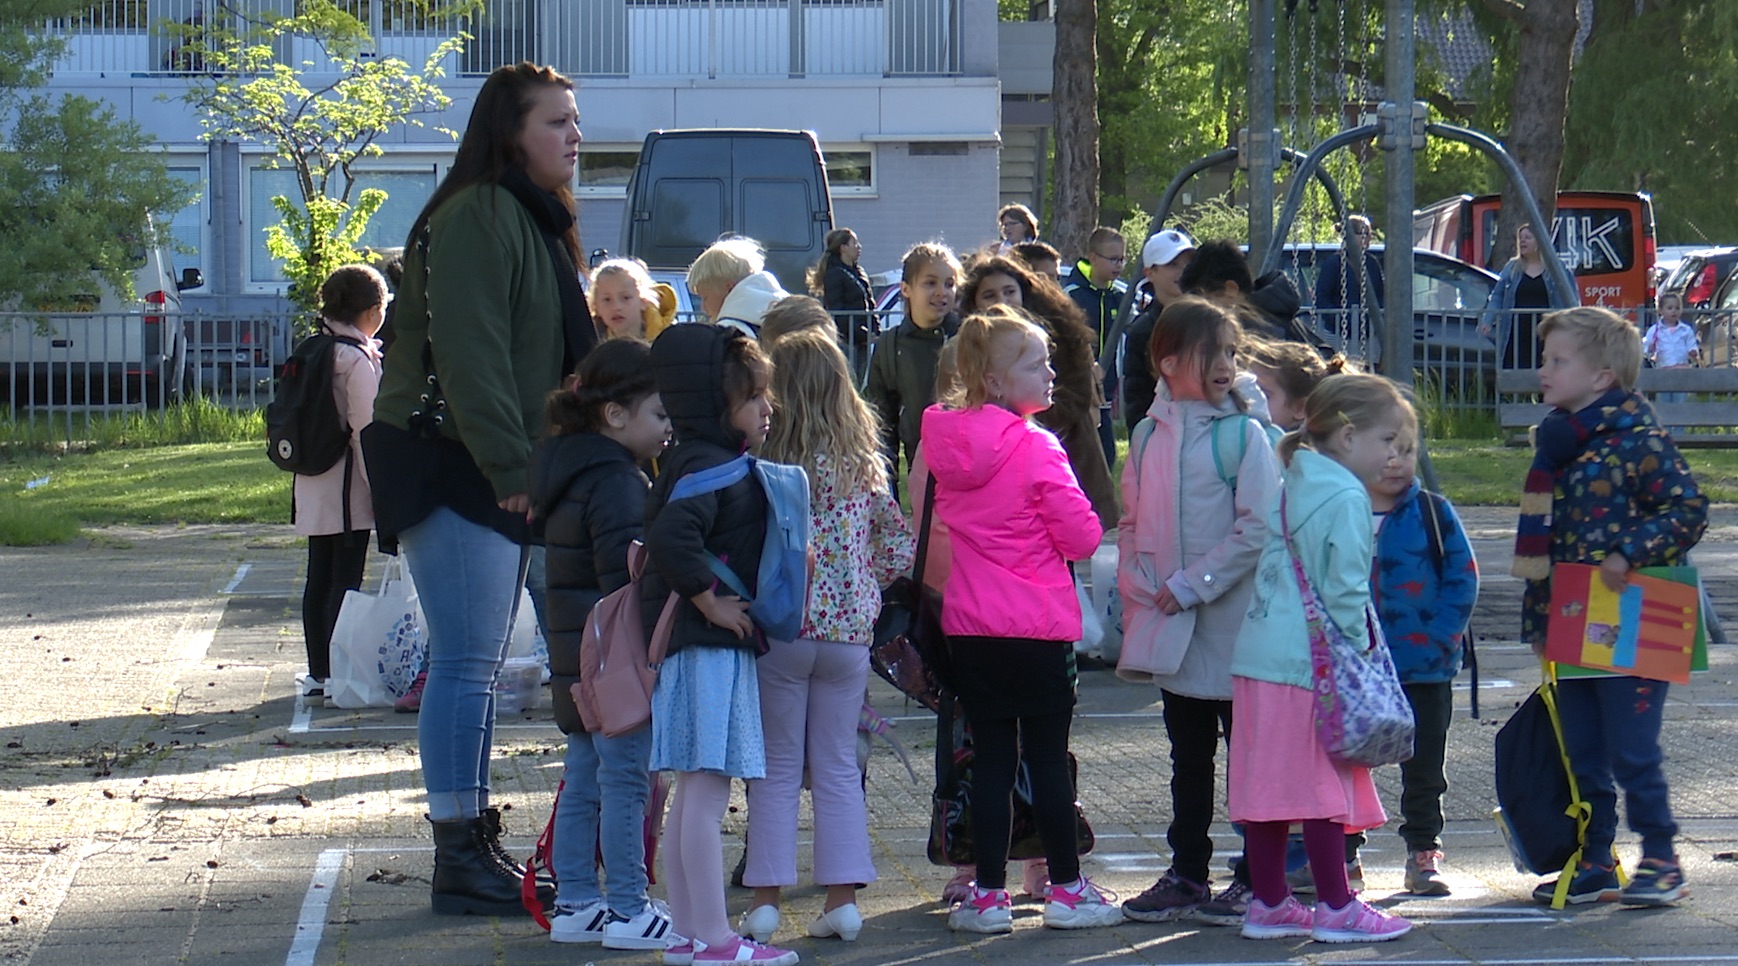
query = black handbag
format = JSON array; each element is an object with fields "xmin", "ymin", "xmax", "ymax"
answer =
[
  {"xmin": 870, "ymin": 475, "xmax": 954, "ymax": 712},
  {"xmin": 926, "ymin": 693, "xmax": 1095, "ymax": 865}
]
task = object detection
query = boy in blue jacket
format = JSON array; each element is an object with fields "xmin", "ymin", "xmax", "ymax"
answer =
[
  {"xmin": 1368, "ymin": 431, "xmax": 1479, "ymax": 895},
  {"xmin": 1515, "ymin": 307, "xmax": 1706, "ymax": 907}
]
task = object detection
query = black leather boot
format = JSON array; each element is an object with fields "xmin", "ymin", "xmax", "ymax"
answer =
[
  {"xmin": 480, "ymin": 807, "xmax": 556, "ymax": 907},
  {"xmin": 428, "ymin": 816, "xmax": 530, "ymax": 917}
]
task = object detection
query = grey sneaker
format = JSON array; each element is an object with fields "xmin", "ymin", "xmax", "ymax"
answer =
[
  {"xmin": 1285, "ymin": 860, "xmax": 1363, "ymax": 895},
  {"xmin": 1193, "ymin": 879, "xmax": 1252, "ymax": 926},
  {"xmin": 1404, "ymin": 849, "xmax": 1451, "ymax": 896},
  {"xmin": 1120, "ymin": 869, "xmax": 1208, "ymax": 922}
]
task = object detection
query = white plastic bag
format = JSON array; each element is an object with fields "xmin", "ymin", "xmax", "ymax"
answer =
[
  {"xmin": 1089, "ymin": 545, "xmax": 1123, "ymax": 663},
  {"xmin": 328, "ymin": 557, "xmax": 427, "ymax": 709},
  {"xmin": 1073, "ymin": 577, "xmax": 1104, "ymax": 657},
  {"xmin": 503, "ymin": 586, "xmax": 549, "ymax": 677}
]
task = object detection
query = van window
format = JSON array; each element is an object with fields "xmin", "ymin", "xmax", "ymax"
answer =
[
  {"xmin": 1479, "ymin": 207, "xmax": 1636, "ymax": 276},
  {"xmin": 740, "ymin": 180, "xmax": 814, "ymax": 251},
  {"xmin": 651, "ymin": 179, "xmax": 725, "ymax": 249}
]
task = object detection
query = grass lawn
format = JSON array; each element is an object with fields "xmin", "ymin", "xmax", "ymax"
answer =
[{"xmin": 6, "ymin": 436, "xmax": 1738, "ymax": 547}]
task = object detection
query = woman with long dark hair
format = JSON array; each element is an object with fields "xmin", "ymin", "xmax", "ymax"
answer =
[
  {"xmin": 809, "ymin": 227, "xmax": 876, "ymax": 361},
  {"xmin": 362, "ymin": 62, "xmax": 597, "ymax": 918}
]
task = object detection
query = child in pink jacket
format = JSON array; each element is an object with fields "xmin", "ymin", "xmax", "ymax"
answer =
[{"xmin": 920, "ymin": 305, "xmax": 1114, "ymax": 934}]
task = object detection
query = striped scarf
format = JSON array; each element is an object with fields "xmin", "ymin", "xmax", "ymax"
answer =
[{"xmin": 1511, "ymin": 389, "xmax": 1627, "ymax": 579}]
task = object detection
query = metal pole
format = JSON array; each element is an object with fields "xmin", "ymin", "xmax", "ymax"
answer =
[
  {"xmin": 1381, "ymin": 0, "xmax": 1416, "ymax": 387},
  {"xmin": 1249, "ymin": 0, "xmax": 1276, "ymax": 257}
]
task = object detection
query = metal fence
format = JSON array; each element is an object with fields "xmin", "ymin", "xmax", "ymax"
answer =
[{"xmin": 41, "ymin": 0, "xmax": 966, "ymax": 79}]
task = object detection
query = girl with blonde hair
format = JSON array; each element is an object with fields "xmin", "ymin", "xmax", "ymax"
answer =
[{"xmin": 590, "ymin": 258, "xmax": 677, "ymax": 342}]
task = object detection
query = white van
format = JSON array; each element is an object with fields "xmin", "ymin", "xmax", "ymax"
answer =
[{"xmin": 0, "ymin": 231, "xmax": 203, "ymax": 408}]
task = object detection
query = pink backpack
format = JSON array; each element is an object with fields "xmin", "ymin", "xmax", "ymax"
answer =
[{"xmin": 575, "ymin": 541, "xmax": 679, "ymax": 738}]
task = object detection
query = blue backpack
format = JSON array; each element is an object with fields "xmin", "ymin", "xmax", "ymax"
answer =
[{"xmin": 667, "ymin": 455, "xmax": 812, "ymax": 642}]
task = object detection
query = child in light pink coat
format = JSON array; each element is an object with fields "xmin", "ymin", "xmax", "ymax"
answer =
[{"xmin": 920, "ymin": 305, "xmax": 1114, "ymax": 934}]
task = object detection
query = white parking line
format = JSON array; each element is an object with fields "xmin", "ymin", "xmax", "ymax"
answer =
[
  {"xmin": 222, "ymin": 563, "xmax": 251, "ymax": 594},
  {"xmin": 285, "ymin": 847, "xmax": 345, "ymax": 966}
]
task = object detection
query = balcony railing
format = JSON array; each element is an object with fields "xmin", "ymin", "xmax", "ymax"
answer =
[{"xmin": 39, "ymin": 0, "xmax": 964, "ymax": 79}]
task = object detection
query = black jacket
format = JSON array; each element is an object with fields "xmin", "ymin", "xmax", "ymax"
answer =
[
  {"xmin": 1122, "ymin": 303, "xmax": 1161, "ymax": 425},
  {"xmin": 529, "ymin": 432, "xmax": 649, "ymax": 735},
  {"xmin": 864, "ymin": 312, "xmax": 961, "ymax": 466},
  {"xmin": 641, "ymin": 324, "xmax": 767, "ymax": 655},
  {"xmin": 821, "ymin": 256, "xmax": 876, "ymax": 346}
]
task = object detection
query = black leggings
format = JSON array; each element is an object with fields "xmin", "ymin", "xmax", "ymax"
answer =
[
  {"xmin": 302, "ymin": 531, "xmax": 370, "ymax": 679},
  {"xmin": 966, "ymin": 709, "xmax": 1080, "ymax": 891}
]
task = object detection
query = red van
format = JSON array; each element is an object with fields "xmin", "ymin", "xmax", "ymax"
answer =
[{"xmin": 1413, "ymin": 191, "xmax": 1657, "ymax": 309}]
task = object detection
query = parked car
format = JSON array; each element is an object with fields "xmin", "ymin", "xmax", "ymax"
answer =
[
  {"xmin": 0, "ymin": 229, "xmax": 203, "ymax": 408},
  {"xmin": 1659, "ymin": 246, "xmax": 1738, "ymax": 309},
  {"xmin": 1270, "ymin": 244, "xmax": 1500, "ymax": 385}
]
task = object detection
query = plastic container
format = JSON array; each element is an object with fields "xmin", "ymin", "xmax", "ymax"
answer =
[{"xmin": 494, "ymin": 657, "xmax": 545, "ymax": 715}]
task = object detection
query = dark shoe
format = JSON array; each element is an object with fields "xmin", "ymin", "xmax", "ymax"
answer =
[
  {"xmin": 1120, "ymin": 868, "xmax": 1208, "ymax": 922},
  {"xmin": 1620, "ymin": 857, "xmax": 1687, "ymax": 907},
  {"xmin": 1532, "ymin": 861, "xmax": 1620, "ymax": 906},
  {"xmin": 480, "ymin": 807, "xmax": 555, "ymax": 908},
  {"xmin": 429, "ymin": 816, "xmax": 532, "ymax": 916},
  {"xmin": 1194, "ymin": 879, "xmax": 1252, "ymax": 926}
]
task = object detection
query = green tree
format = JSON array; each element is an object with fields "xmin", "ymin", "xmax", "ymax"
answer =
[
  {"xmin": 176, "ymin": 0, "xmax": 471, "ymax": 315},
  {"xmin": 0, "ymin": 0, "xmax": 194, "ymax": 309}
]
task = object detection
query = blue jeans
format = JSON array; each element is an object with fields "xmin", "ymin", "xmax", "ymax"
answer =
[
  {"xmin": 1556, "ymin": 675, "xmax": 1678, "ymax": 862},
  {"xmin": 555, "ymin": 725, "xmax": 654, "ymax": 915},
  {"xmin": 399, "ymin": 506, "xmax": 523, "ymax": 821}
]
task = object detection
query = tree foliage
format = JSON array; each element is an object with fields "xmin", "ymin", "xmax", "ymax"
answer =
[
  {"xmin": 176, "ymin": 0, "xmax": 471, "ymax": 312},
  {"xmin": 0, "ymin": 0, "xmax": 193, "ymax": 309}
]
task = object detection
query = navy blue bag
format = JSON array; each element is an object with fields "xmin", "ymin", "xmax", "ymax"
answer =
[{"xmin": 1494, "ymin": 676, "xmax": 1589, "ymax": 890}]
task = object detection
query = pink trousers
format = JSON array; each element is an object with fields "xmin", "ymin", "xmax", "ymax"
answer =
[{"xmin": 743, "ymin": 638, "xmax": 877, "ymax": 888}]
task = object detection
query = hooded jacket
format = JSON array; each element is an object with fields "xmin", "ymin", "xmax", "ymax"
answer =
[
  {"xmin": 1374, "ymin": 480, "xmax": 1479, "ymax": 684},
  {"xmin": 714, "ymin": 270, "xmax": 789, "ymax": 337},
  {"xmin": 641, "ymin": 324, "xmax": 768, "ymax": 654},
  {"xmin": 1117, "ymin": 384, "xmax": 1281, "ymax": 697},
  {"xmin": 920, "ymin": 403, "xmax": 1103, "ymax": 642},
  {"xmin": 1244, "ymin": 269, "xmax": 1305, "ymax": 342},
  {"xmin": 529, "ymin": 432, "xmax": 650, "ymax": 734},
  {"xmin": 1231, "ymin": 447, "xmax": 1374, "ymax": 688},
  {"xmin": 865, "ymin": 312, "xmax": 962, "ymax": 464}
]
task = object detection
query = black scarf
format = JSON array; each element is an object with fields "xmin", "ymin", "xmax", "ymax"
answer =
[{"xmin": 499, "ymin": 166, "xmax": 596, "ymax": 374}]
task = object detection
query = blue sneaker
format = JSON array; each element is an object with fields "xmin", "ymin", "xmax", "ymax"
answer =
[
  {"xmin": 1620, "ymin": 858, "xmax": 1687, "ymax": 907},
  {"xmin": 1532, "ymin": 861, "xmax": 1620, "ymax": 906}
]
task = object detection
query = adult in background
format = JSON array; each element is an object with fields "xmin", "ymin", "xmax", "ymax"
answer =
[
  {"xmin": 810, "ymin": 228, "xmax": 876, "ymax": 376},
  {"xmin": 1063, "ymin": 226, "xmax": 1130, "ymax": 467},
  {"xmin": 361, "ymin": 61, "xmax": 596, "ymax": 918},
  {"xmin": 689, "ymin": 236, "xmax": 789, "ymax": 338},
  {"xmin": 996, "ymin": 203, "xmax": 1040, "ymax": 254},
  {"xmin": 1477, "ymin": 224, "xmax": 1572, "ymax": 371},
  {"xmin": 1313, "ymin": 215, "xmax": 1386, "ymax": 363},
  {"xmin": 1179, "ymin": 241, "xmax": 1308, "ymax": 346},
  {"xmin": 1118, "ymin": 229, "xmax": 1198, "ymax": 425}
]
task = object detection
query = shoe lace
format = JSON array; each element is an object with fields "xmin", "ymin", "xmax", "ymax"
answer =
[
  {"xmin": 1214, "ymin": 880, "xmax": 1252, "ymax": 902},
  {"xmin": 1060, "ymin": 877, "xmax": 1117, "ymax": 904}
]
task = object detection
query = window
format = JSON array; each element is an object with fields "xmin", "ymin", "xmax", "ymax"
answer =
[
  {"xmin": 823, "ymin": 147, "xmax": 874, "ymax": 196},
  {"xmin": 578, "ymin": 149, "xmax": 638, "ymax": 197},
  {"xmin": 165, "ymin": 164, "xmax": 207, "ymax": 290},
  {"xmin": 246, "ymin": 160, "xmax": 440, "ymax": 289}
]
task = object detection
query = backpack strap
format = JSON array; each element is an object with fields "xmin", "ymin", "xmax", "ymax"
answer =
[{"xmin": 1210, "ymin": 413, "xmax": 1253, "ymax": 491}]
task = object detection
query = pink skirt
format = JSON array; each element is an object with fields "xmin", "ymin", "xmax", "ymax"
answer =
[{"xmin": 1228, "ymin": 676, "xmax": 1386, "ymax": 832}]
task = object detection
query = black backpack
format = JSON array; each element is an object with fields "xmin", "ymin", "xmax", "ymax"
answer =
[{"xmin": 266, "ymin": 329, "xmax": 363, "ymax": 476}]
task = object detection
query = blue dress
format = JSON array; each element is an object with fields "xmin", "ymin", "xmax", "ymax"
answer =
[{"xmin": 649, "ymin": 644, "xmax": 766, "ymax": 778}]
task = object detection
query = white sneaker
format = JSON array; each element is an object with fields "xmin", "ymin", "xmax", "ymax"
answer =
[
  {"xmin": 1043, "ymin": 878, "xmax": 1125, "ymax": 929},
  {"xmin": 948, "ymin": 888, "xmax": 1013, "ymax": 934},
  {"xmin": 296, "ymin": 673, "xmax": 327, "ymax": 704},
  {"xmin": 604, "ymin": 903, "xmax": 682, "ymax": 950},
  {"xmin": 549, "ymin": 900, "xmax": 610, "ymax": 943}
]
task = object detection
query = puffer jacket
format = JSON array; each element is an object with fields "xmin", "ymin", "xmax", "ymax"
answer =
[
  {"xmin": 1231, "ymin": 447, "xmax": 1373, "ymax": 688},
  {"xmin": 920, "ymin": 403, "xmax": 1102, "ymax": 641},
  {"xmin": 529, "ymin": 432, "xmax": 649, "ymax": 735},
  {"xmin": 641, "ymin": 324, "xmax": 768, "ymax": 654},
  {"xmin": 1117, "ymin": 387, "xmax": 1280, "ymax": 697},
  {"xmin": 714, "ymin": 270, "xmax": 789, "ymax": 337},
  {"xmin": 1374, "ymin": 480, "xmax": 1479, "ymax": 684}
]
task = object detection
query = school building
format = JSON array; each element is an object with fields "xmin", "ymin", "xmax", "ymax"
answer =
[{"xmin": 35, "ymin": 0, "xmax": 1055, "ymax": 314}]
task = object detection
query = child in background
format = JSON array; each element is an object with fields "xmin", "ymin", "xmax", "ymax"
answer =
[
  {"xmin": 1230, "ymin": 373, "xmax": 1414, "ymax": 944},
  {"xmin": 529, "ymin": 339, "xmax": 677, "ymax": 949},
  {"xmin": 1366, "ymin": 427, "xmax": 1479, "ymax": 896},
  {"xmin": 759, "ymin": 295, "xmax": 838, "ymax": 346},
  {"xmin": 1117, "ymin": 298, "xmax": 1281, "ymax": 926},
  {"xmin": 922, "ymin": 305, "xmax": 1118, "ymax": 933},
  {"xmin": 739, "ymin": 332, "xmax": 915, "ymax": 945},
  {"xmin": 641, "ymin": 324, "xmax": 796, "ymax": 966},
  {"xmin": 1643, "ymin": 293, "xmax": 1699, "ymax": 405},
  {"xmin": 1241, "ymin": 338, "xmax": 1356, "ymax": 433},
  {"xmin": 1516, "ymin": 307, "xmax": 1706, "ymax": 907},
  {"xmin": 295, "ymin": 264, "xmax": 388, "ymax": 704},
  {"xmin": 592, "ymin": 258, "xmax": 679, "ymax": 342},
  {"xmin": 865, "ymin": 243, "xmax": 963, "ymax": 492}
]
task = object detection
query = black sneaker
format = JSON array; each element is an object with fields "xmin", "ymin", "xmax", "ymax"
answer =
[
  {"xmin": 1620, "ymin": 858, "xmax": 1687, "ymax": 907},
  {"xmin": 1121, "ymin": 869, "xmax": 1208, "ymax": 922},
  {"xmin": 1194, "ymin": 879, "xmax": 1252, "ymax": 926}
]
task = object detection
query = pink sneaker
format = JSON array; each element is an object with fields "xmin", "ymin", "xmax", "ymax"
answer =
[
  {"xmin": 693, "ymin": 936, "xmax": 798, "ymax": 965},
  {"xmin": 394, "ymin": 671, "xmax": 427, "ymax": 713},
  {"xmin": 1240, "ymin": 896, "xmax": 1313, "ymax": 940},
  {"xmin": 940, "ymin": 867, "xmax": 976, "ymax": 905},
  {"xmin": 1311, "ymin": 898, "xmax": 1412, "ymax": 943}
]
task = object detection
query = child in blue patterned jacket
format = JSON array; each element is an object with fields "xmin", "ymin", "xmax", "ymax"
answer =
[{"xmin": 1363, "ymin": 428, "xmax": 1478, "ymax": 896}]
